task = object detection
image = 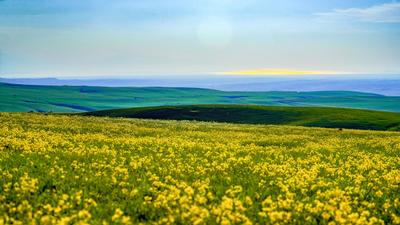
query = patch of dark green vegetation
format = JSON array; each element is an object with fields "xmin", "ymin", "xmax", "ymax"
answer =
[{"xmin": 83, "ymin": 105, "xmax": 400, "ymax": 131}]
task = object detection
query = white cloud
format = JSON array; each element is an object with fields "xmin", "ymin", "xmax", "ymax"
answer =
[{"xmin": 316, "ymin": 2, "xmax": 400, "ymax": 23}]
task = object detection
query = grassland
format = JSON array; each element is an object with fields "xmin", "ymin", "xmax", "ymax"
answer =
[
  {"xmin": 84, "ymin": 105, "xmax": 400, "ymax": 131},
  {"xmin": 0, "ymin": 113, "xmax": 399, "ymax": 224},
  {"xmin": 1, "ymin": 82, "xmax": 400, "ymax": 112}
]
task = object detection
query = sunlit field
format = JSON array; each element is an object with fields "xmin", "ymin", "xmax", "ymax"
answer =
[{"xmin": 0, "ymin": 113, "xmax": 399, "ymax": 224}]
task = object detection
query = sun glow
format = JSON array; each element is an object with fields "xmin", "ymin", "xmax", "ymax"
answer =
[{"xmin": 219, "ymin": 69, "xmax": 340, "ymax": 75}]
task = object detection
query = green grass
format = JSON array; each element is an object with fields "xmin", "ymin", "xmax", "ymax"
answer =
[
  {"xmin": 83, "ymin": 105, "xmax": 400, "ymax": 131},
  {"xmin": 1, "ymin": 82, "xmax": 400, "ymax": 112}
]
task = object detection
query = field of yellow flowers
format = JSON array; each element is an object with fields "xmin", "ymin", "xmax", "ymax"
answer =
[{"xmin": 0, "ymin": 113, "xmax": 399, "ymax": 225}]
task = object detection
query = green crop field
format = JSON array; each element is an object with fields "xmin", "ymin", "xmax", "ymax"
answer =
[
  {"xmin": 0, "ymin": 113, "xmax": 399, "ymax": 224},
  {"xmin": 1, "ymin": 82, "xmax": 400, "ymax": 112},
  {"xmin": 84, "ymin": 105, "xmax": 400, "ymax": 131}
]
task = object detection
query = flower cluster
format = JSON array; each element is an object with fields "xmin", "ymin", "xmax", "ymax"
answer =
[{"xmin": 0, "ymin": 113, "xmax": 399, "ymax": 224}]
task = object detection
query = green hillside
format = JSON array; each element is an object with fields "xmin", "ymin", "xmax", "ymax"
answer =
[
  {"xmin": 1, "ymin": 82, "xmax": 400, "ymax": 112},
  {"xmin": 84, "ymin": 105, "xmax": 400, "ymax": 131}
]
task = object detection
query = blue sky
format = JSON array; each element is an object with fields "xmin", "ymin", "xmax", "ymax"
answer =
[{"xmin": 0, "ymin": 0, "xmax": 399, "ymax": 77}]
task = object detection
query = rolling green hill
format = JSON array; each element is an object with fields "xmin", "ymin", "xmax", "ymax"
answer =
[
  {"xmin": 1, "ymin": 82, "xmax": 400, "ymax": 112},
  {"xmin": 83, "ymin": 105, "xmax": 400, "ymax": 131}
]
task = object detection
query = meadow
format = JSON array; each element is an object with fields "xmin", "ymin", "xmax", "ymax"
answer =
[
  {"xmin": 0, "ymin": 113, "xmax": 399, "ymax": 224},
  {"xmin": 2, "ymin": 82, "xmax": 400, "ymax": 113}
]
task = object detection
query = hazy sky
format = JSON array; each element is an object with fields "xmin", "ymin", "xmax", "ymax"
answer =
[{"xmin": 0, "ymin": 0, "xmax": 400, "ymax": 77}]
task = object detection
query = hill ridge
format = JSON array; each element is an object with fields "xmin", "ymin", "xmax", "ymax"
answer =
[{"xmin": 1, "ymin": 82, "xmax": 399, "ymax": 113}]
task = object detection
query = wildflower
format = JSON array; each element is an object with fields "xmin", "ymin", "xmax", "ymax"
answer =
[{"xmin": 112, "ymin": 208, "xmax": 124, "ymax": 221}]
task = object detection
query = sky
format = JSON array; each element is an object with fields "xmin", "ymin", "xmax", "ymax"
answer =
[{"xmin": 0, "ymin": 0, "xmax": 400, "ymax": 77}]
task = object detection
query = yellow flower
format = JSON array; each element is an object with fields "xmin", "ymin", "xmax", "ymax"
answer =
[
  {"xmin": 78, "ymin": 210, "xmax": 91, "ymax": 220},
  {"xmin": 112, "ymin": 208, "xmax": 124, "ymax": 221},
  {"xmin": 375, "ymin": 190, "xmax": 383, "ymax": 198}
]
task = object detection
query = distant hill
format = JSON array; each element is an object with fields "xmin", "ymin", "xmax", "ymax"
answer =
[
  {"xmin": 83, "ymin": 105, "xmax": 400, "ymax": 131},
  {"xmin": 1, "ymin": 82, "xmax": 400, "ymax": 112},
  {"xmin": 1, "ymin": 76, "xmax": 400, "ymax": 96}
]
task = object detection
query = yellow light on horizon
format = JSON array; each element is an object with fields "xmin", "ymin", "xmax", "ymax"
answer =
[{"xmin": 218, "ymin": 69, "xmax": 339, "ymax": 76}]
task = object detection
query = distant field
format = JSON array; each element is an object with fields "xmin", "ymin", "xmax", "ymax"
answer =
[
  {"xmin": 1, "ymin": 113, "xmax": 399, "ymax": 224},
  {"xmin": 84, "ymin": 105, "xmax": 400, "ymax": 131},
  {"xmin": 1, "ymin": 82, "xmax": 400, "ymax": 112}
]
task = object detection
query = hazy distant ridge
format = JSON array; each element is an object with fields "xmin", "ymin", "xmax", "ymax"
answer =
[{"xmin": 1, "ymin": 77, "xmax": 399, "ymax": 96}]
